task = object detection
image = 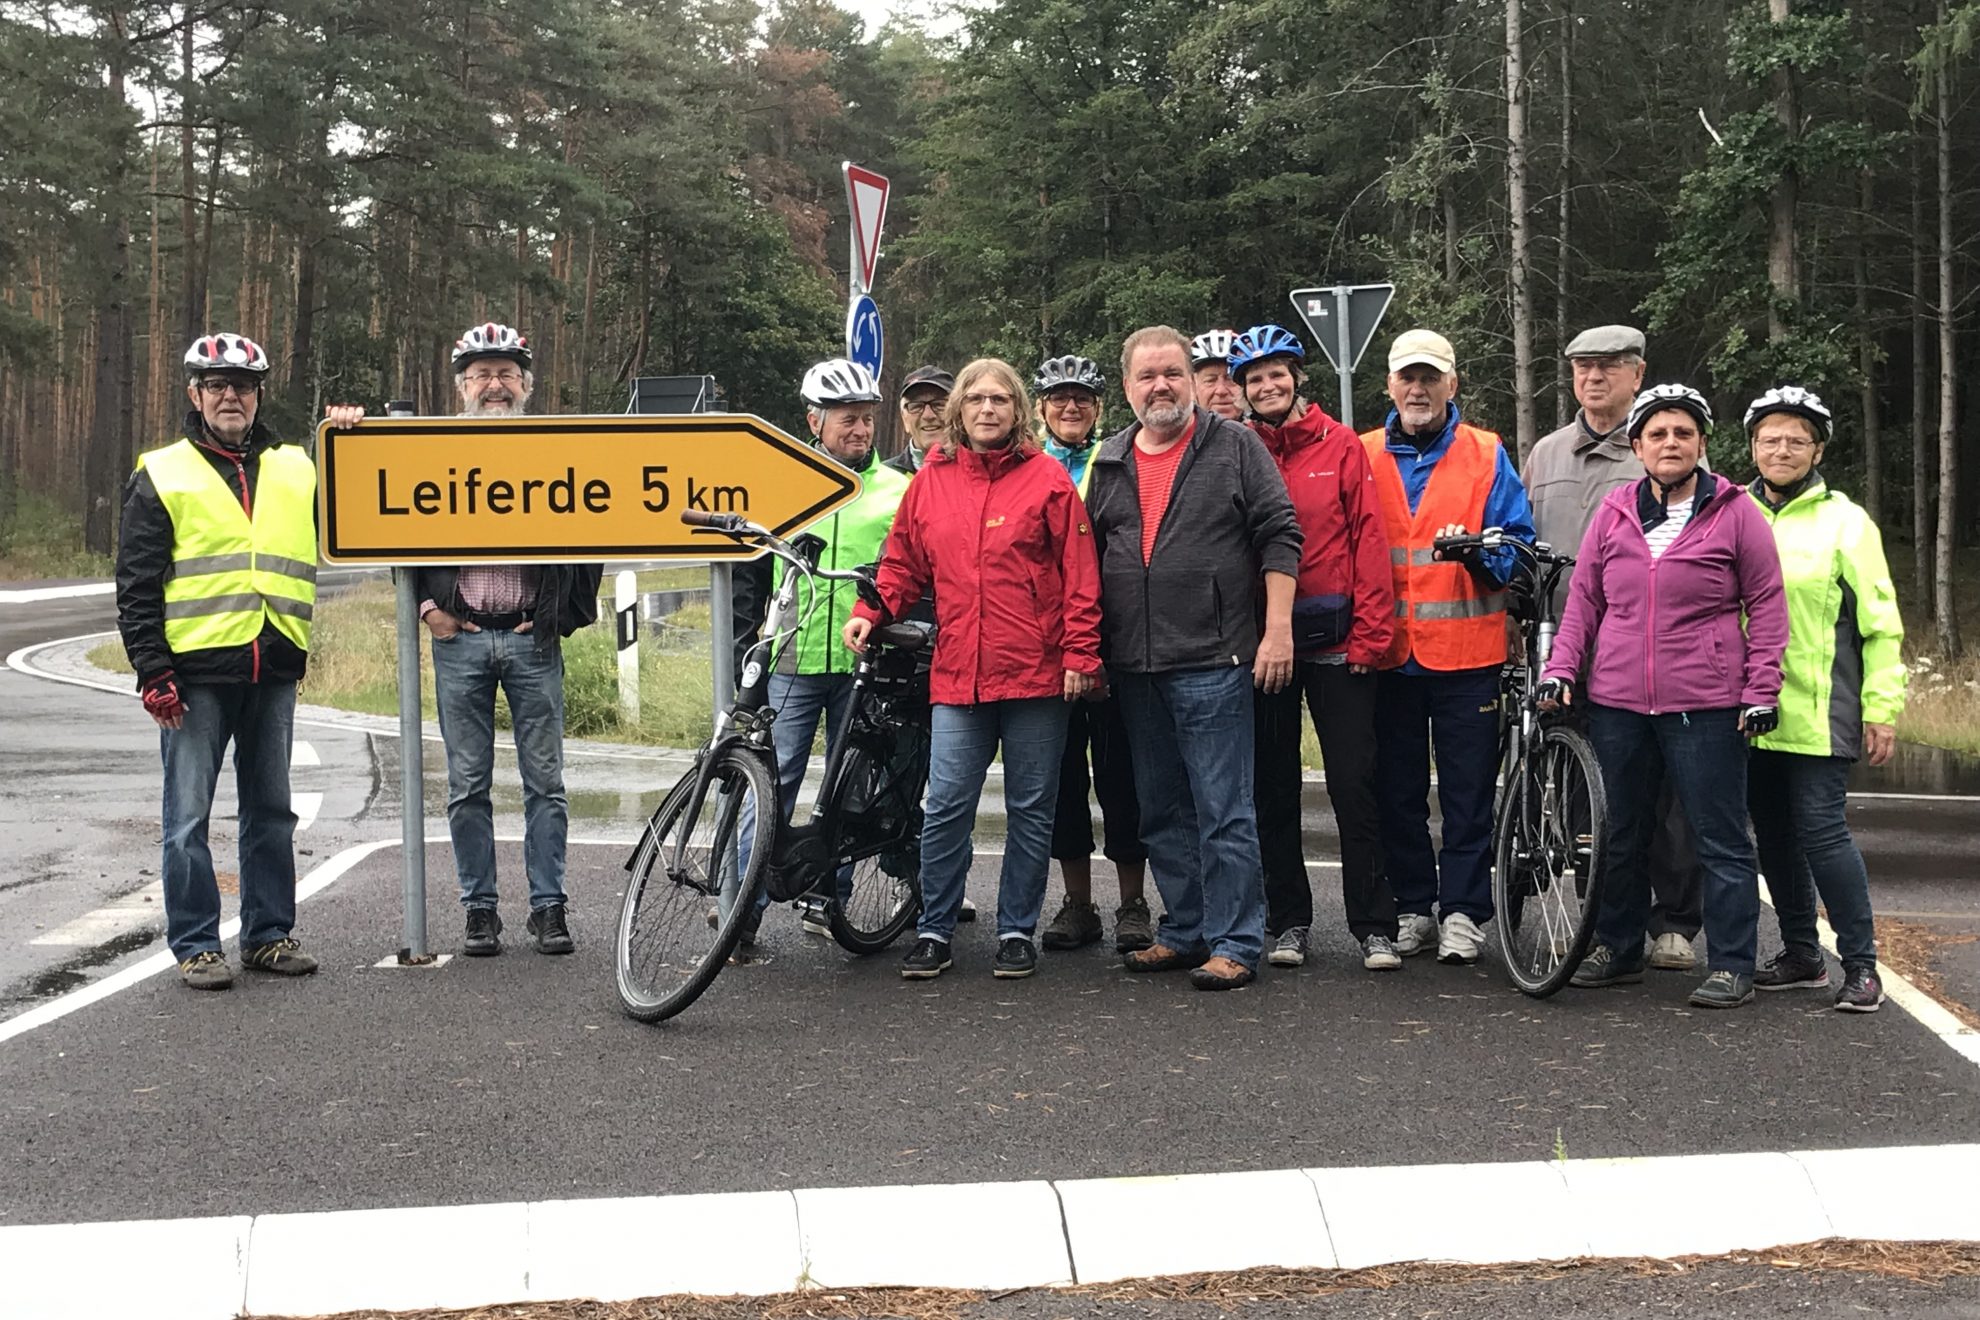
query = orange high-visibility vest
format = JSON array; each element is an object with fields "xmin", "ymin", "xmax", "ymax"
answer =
[{"xmin": 1360, "ymin": 423, "xmax": 1509, "ymax": 671}]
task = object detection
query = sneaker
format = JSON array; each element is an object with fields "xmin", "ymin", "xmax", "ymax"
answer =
[
  {"xmin": 1040, "ymin": 900, "xmax": 1103, "ymax": 951},
  {"xmin": 958, "ymin": 897, "xmax": 978, "ymax": 923},
  {"xmin": 1113, "ymin": 897, "xmax": 1156, "ymax": 953},
  {"xmin": 1689, "ymin": 969, "xmax": 1755, "ymax": 1009},
  {"xmin": 1834, "ymin": 965, "xmax": 1885, "ymax": 1013},
  {"xmin": 1755, "ymin": 947, "xmax": 1830, "ymax": 991},
  {"xmin": 464, "ymin": 907, "xmax": 503, "ymax": 957},
  {"xmin": 526, "ymin": 903, "xmax": 575, "ymax": 955},
  {"xmin": 241, "ymin": 937, "xmax": 318, "ymax": 976},
  {"xmin": 1437, "ymin": 913, "xmax": 1484, "ymax": 965},
  {"xmin": 178, "ymin": 950, "xmax": 233, "ymax": 991},
  {"xmin": 993, "ymin": 936, "xmax": 1039, "ymax": 979},
  {"xmin": 1266, "ymin": 927, "xmax": 1308, "ymax": 968},
  {"xmin": 1361, "ymin": 934, "xmax": 1403, "ymax": 971},
  {"xmin": 1648, "ymin": 932, "xmax": 1696, "ymax": 971},
  {"xmin": 798, "ymin": 899, "xmax": 832, "ymax": 938},
  {"xmin": 1570, "ymin": 943, "xmax": 1645, "ymax": 989},
  {"xmin": 900, "ymin": 936, "xmax": 952, "ymax": 980},
  {"xmin": 1395, "ymin": 913, "xmax": 1437, "ymax": 958}
]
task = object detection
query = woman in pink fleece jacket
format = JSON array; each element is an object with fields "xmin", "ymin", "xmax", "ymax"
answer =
[{"xmin": 1536, "ymin": 385, "xmax": 1788, "ymax": 1010}]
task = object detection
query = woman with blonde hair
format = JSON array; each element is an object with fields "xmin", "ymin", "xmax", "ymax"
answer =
[{"xmin": 845, "ymin": 358, "xmax": 1105, "ymax": 980}]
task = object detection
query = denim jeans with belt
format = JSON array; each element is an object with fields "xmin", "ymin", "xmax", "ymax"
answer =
[
  {"xmin": 916, "ymin": 697, "xmax": 1068, "ymax": 944},
  {"xmin": 431, "ymin": 627, "xmax": 569, "ymax": 912},
  {"xmin": 1586, "ymin": 704, "xmax": 1760, "ymax": 974},
  {"xmin": 160, "ymin": 680, "xmax": 299, "ymax": 960},
  {"xmin": 1113, "ymin": 666, "xmax": 1266, "ymax": 967},
  {"xmin": 1748, "ymin": 749, "xmax": 1877, "ymax": 969}
]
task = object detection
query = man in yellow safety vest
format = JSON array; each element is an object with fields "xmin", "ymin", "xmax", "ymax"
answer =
[{"xmin": 116, "ymin": 333, "xmax": 320, "ymax": 991}]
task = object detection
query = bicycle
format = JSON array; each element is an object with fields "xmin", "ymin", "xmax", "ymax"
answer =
[
  {"xmin": 614, "ymin": 510, "xmax": 933, "ymax": 1023},
  {"xmin": 1432, "ymin": 529, "xmax": 1609, "ymax": 998}
]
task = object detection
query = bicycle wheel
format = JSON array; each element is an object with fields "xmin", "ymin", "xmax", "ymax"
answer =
[
  {"xmin": 822, "ymin": 737, "xmax": 925, "ymax": 955},
  {"xmin": 1492, "ymin": 723, "xmax": 1607, "ymax": 997},
  {"xmin": 615, "ymin": 745, "xmax": 775, "ymax": 1022}
]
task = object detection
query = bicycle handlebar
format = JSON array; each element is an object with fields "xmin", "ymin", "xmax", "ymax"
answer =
[
  {"xmin": 679, "ymin": 511, "xmax": 872, "ymax": 585},
  {"xmin": 680, "ymin": 510, "xmax": 747, "ymax": 531}
]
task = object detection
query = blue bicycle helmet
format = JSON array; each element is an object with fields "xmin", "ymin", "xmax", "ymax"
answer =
[{"xmin": 1228, "ymin": 324, "xmax": 1306, "ymax": 383}]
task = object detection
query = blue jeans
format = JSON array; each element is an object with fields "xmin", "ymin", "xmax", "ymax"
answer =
[
  {"xmin": 1749, "ymin": 750, "xmax": 1877, "ymax": 969},
  {"xmin": 1373, "ymin": 667, "xmax": 1500, "ymax": 923},
  {"xmin": 431, "ymin": 628, "xmax": 569, "ymax": 912},
  {"xmin": 1586, "ymin": 704, "xmax": 1760, "ymax": 974},
  {"xmin": 740, "ymin": 671, "xmax": 854, "ymax": 914},
  {"xmin": 160, "ymin": 681, "xmax": 298, "ymax": 960},
  {"xmin": 1114, "ymin": 667, "xmax": 1267, "ymax": 967},
  {"xmin": 917, "ymin": 698, "xmax": 1068, "ymax": 943}
]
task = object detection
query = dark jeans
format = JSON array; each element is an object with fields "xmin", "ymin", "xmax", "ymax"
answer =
[
  {"xmin": 1749, "ymin": 750, "xmax": 1877, "ymax": 969},
  {"xmin": 1586, "ymin": 704, "xmax": 1760, "ymax": 974},
  {"xmin": 160, "ymin": 681, "xmax": 298, "ymax": 960},
  {"xmin": 1051, "ymin": 696, "xmax": 1146, "ymax": 863},
  {"xmin": 1255, "ymin": 663, "xmax": 1397, "ymax": 941},
  {"xmin": 1562, "ymin": 706, "xmax": 1700, "ymax": 938},
  {"xmin": 1373, "ymin": 667, "xmax": 1500, "ymax": 924}
]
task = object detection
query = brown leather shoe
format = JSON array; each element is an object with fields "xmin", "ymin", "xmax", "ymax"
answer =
[
  {"xmin": 1188, "ymin": 956, "xmax": 1256, "ymax": 991},
  {"xmin": 1123, "ymin": 943, "xmax": 1209, "ymax": 973}
]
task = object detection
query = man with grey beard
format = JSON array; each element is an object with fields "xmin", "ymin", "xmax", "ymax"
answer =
[
  {"xmin": 1081, "ymin": 325, "xmax": 1301, "ymax": 991},
  {"xmin": 323, "ymin": 322, "xmax": 602, "ymax": 958}
]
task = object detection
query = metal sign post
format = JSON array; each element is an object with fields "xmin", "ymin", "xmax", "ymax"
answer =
[
  {"xmin": 614, "ymin": 569, "xmax": 639, "ymax": 725},
  {"xmin": 1289, "ymin": 283, "xmax": 1396, "ymax": 431},
  {"xmin": 382, "ymin": 399, "xmax": 432, "ymax": 965}
]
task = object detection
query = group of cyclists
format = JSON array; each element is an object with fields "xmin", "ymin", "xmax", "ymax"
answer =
[{"xmin": 749, "ymin": 318, "xmax": 1907, "ymax": 1011}]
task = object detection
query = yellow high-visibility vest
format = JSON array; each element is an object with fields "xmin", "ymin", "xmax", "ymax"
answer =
[{"xmin": 138, "ymin": 438, "xmax": 317, "ymax": 655}]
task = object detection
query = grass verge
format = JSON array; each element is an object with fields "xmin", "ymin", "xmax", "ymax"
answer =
[{"xmin": 0, "ymin": 493, "xmax": 114, "ymax": 581}]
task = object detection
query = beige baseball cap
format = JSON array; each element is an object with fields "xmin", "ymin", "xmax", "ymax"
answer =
[{"xmin": 1388, "ymin": 329, "xmax": 1457, "ymax": 374}]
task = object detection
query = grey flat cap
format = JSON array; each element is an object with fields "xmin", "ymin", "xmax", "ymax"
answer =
[{"xmin": 1563, "ymin": 324, "xmax": 1645, "ymax": 358}]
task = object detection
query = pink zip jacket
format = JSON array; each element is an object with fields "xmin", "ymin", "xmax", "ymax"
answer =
[{"xmin": 1542, "ymin": 471, "xmax": 1787, "ymax": 714}]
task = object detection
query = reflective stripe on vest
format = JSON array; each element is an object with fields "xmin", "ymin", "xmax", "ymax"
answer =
[
  {"xmin": 138, "ymin": 439, "xmax": 319, "ymax": 656},
  {"xmin": 1360, "ymin": 423, "xmax": 1509, "ymax": 670}
]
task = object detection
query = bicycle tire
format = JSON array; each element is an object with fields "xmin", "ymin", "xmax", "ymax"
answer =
[
  {"xmin": 615, "ymin": 744, "xmax": 775, "ymax": 1023},
  {"xmin": 1491, "ymin": 723, "xmax": 1608, "ymax": 997},
  {"xmin": 822, "ymin": 737, "xmax": 925, "ymax": 955}
]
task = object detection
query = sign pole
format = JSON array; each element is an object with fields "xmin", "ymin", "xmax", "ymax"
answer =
[
  {"xmin": 710, "ymin": 565, "xmax": 734, "ymax": 716},
  {"xmin": 614, "ymin": 569, "xmax": 639, "ymax": 725},
  {"xmin": 383, "ymin": 401, "xmax": 431, "ymax": 964},
  {"xmin": 1333, "ymin": 285, "xmax": 1356, "ymax": 432}
]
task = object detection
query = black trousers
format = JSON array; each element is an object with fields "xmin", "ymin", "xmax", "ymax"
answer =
[
  {"xmin": 1050, "ymin": 695, "xmax": 1148, "ymax": 864},
  {"xmin": 1254, "ymin": 662, "xmax": 1398, "ymax": 941}
]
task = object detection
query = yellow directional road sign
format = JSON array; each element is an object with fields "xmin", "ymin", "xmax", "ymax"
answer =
[{"xmin": 317, "ymin": 414, "xmax": 862, "ymax": 564}]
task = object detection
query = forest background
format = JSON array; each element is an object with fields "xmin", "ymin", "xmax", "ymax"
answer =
[{"xmin": 2, "ymin": 0, "xmax": 1978, "ymax": 654}]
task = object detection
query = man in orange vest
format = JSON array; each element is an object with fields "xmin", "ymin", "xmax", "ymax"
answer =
[{"xmin": 1361, "ymin": 330, "xmax": 1535, "ymax": 965}]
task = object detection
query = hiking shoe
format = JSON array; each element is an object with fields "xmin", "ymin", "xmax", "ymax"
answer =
[
  {"xmin": 1266, "ymin": 926, "xmax": 1308, "ymax": 968},
  {"xmin": 526, "ymin": 903, "xmax": 575, "ymax": 955},
  {"xmin": 241, "ymin": 938, "xmax": 317, "ymax": 976},
  {"xmin": 900, "ymin": 936, "xmax": 952, "ymax": 980},
  {"xmin": 1570, "ymin": 943, "xmax": 1644, "ymax": 989},
  {"xmin": 1362, "ymin": 934, "xmax": 1403, "ymax": 971},
  {"xmin": 1755, "ymin": 947, "xmax": 1830, "ymax": 991},
  {"xmin": 1689, "ymin": 969, "xmax": 1755, "ymax": 1009},
  {"xmin": 1437, "ymin": 913, "xmax": 1484, "ymax": 965},
  {"xmin": 464, "ymin": 907, "xmax": 503, "ymax": 956},
  {"xmin": 1113, "ymin": 897, "xmax": 1156, "ymax": 953},
  {"xmin": 798, "ymin": 899, "xmax": 832, "ymax": 938},
  {"xmin": 1395, "ymin": 913, "xmax": 1437, "ymax": 957},
  {"xmin": 993, "ymin": 935, "xmax": 1039, "ymax": 979},
  {"xmin": 178, "ymin": 950, "xmax": 233, "ymax": 990},
  {"xmin": 1040, "ymin": 900, "xmax": 1103, "ymax": 951},
  {"xmin": 1835, "ymin": 965, "xmax": 1885, "ymax": 1013},
  {"xmin": 1648, "ymin": 932, "xmax": 1696, "ymax": 971}
]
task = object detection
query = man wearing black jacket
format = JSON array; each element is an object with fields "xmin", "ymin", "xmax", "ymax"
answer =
[
  {"xmin": 118, "ymin": 333, "xmax": 320, "ymax": 990},
  {"xmin": 324, "ymin": 322, "xmax": 601, "ymax": 957}
]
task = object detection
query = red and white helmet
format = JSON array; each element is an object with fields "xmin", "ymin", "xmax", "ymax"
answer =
[
  {"xmin": 452, "ymin": 322, "xmax": 532, "ymax": 372},
  {"xmin": 183, "ymin": 333, "xmax": 270, "ymax": 377}
]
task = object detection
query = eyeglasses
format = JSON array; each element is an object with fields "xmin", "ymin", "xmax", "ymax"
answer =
[
  {"xmin": 962, "ymin": 392, "xmax": 1014, "ymax": 409},
  {"xmin": 1045, "ymin": 393, "xmax": 1096, "ymax": 409},
  {"xmin": 464, "ymin": 368, "xmax": 525, "ymax": 385},
  {"xmin": 196, "ymin": 378, "xmax": 259, "ymax": 398},
  {"xmin": 1754, "ymin": 436, "xmax": 1817, "ymax": 454},
  {"xmin": 902, "ymin": 397, "xmax": 946, "ymax": 415}
]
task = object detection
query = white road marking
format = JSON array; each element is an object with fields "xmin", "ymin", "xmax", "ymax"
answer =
[
  {"xmin": 294, "ymin": 791, "xmax": 323, "ymax": 831},
  {"xmin": 29, "ymin": 881, "xmax": 164, "ymax": 947},
  {"xmin": 290, "ymin": 741, "xmax": 320, "ymax": 767},
  {"xmin": 0, "ymin": 583, "xmax": 116, "ymax": 604}
]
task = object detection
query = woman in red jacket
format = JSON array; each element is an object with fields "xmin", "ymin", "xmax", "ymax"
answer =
[
  {"xmin": 1231, "ymin": 324, "xmax": 1403, "ymax": 973},
  {"xmin": 845, "ymin": 358, "xmax": 1104, "ymax": 982}
]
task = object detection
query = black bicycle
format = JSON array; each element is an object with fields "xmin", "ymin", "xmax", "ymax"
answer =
[
  {"xmin": 614, "ymin": 511, "xmax": 932, "ymax": 1023},
  {"xmin": 1432, "ymin": 529, "xmax": 1608, "ymax": 998}
]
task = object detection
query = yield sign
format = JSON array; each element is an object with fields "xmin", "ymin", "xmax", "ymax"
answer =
[
  {"xmin": 1290, "ymin": 283, "xmax": 1395, "ymax": 373},
  {"xmin": 844, "ymin": 162, "xmax": 890, "ymax": 293}
]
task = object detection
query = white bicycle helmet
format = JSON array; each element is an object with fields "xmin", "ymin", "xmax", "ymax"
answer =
[
  {"xmin": 1190, "ymin": 328, "xmax": 1239, "ymax": 369},
  {"xmin": 452, "ymin": 322, "xmax": 532, "ymax": 372},
  {"xmin": 1625, "ymin": 383, "xmax": 1714, "ymax": 440},
  {"xmin": 183, "ymin": 333, "xmax": 270, "ymax": 378},
  {"xmin": 1743, "ymin": 384, "xmax": 1833, "ymax": 444},
  {"xmin": 801, "ymin": 358, "xmax": 883, "ymax": 407}
]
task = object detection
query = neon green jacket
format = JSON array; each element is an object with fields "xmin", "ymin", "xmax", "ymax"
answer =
[
  {"xmin": 777, "ymin": 447, "xmax": 909, "ymax": 675},
  {"xmin": 1746, "ymin": 475, "xmax": 1905, "ymax": 759}
]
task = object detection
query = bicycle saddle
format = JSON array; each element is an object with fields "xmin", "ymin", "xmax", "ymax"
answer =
[{"xmin": 874, "ymin": 620, "xmax": 935, "ymax": 653}]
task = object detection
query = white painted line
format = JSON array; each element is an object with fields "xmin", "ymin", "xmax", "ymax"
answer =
[
  {"xmin": 244, "ymin": 1202, "xmax": 530, "ymax": 1316},
  {"xmin": 1307, "ymin": 1160, "xmax": 1586, "ymax": 1267},
  {"xmin": 293, "ymin": 789, "xmax": 322, "ymax": 831},
  {"xmin": 0, "ymin": 1214, "xmax": 250, "ymax": 1320},
  {"xmin": 371, "ymin": 952, "xmax": 455, "ymax": 969},
  {"xmin": 795, "ymin": 1180, "xmax": 1073, "ymax": 1290},
  {"xmin": 0, "ymin": 582, "xmax": 116, "ymax": 604},
  {"xmin": 1057, "ymin": 1169, "xmax": 1335, "ymax": 1283},
  {"xmin": 527, "ymin": 1192, "xmax": 802, "ymax": 1301},
  {"xmin": 29, "ymin": 880, "xmax": 164, "ymax": 947},
  {"xmin": 290, "ymin": 740, "xmax": 320, "ymax": 767}
]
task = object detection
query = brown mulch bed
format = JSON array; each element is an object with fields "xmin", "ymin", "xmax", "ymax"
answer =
[{"xmin": 1877, "ymin": 917, "xmax": 1980, "ymax": 1030}]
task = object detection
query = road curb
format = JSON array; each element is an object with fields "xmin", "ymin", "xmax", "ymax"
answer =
[{"xmin": 4, "ymin": 1145, "xmax": 1978, "ymax": 1319}]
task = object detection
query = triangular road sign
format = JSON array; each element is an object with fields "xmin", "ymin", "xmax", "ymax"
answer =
[
  {"xmin": 1290, "ymin": 284, "xmax": 1395, "ymax": 374},
  {"xmin": 844, "ymin": 163, "xmax": 891, "ymax": 293}
]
